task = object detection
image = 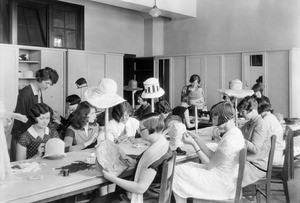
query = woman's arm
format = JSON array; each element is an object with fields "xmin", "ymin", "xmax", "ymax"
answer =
[
  {"xmin": 64, "ymin": 129, "xmax": 85, "ymax": 152},
  {"xmin": 243, "ymin": 123, "xmax": 267, "ymax": 154},
  {"xmin": 16, "ymin": 143, "xmax": 27, "ymax": 161},
  {"xmin": 103, "ymin": 167, "xmax": 157, "ymax": 194},
  {"xmin": 184, "ymin": 109, "xmax": 195, "ymax": 129}
]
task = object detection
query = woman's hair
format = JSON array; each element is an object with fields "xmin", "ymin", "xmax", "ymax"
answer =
[
  {"xmin": 237, "ymin": 96, "xmax": 258, "ymax": 113},
  {"xmin": 256, "ymin": 97, "xmax": 272, "ymax": 114},
  {"xmin": 155, "ymin": 100, "xmax": 172, "ymax": 114},
  {"xmin": 112, "ymin": 101, "xmax": 133, "ymax": 122},
  {"xmin": 28, "ymin": 103, "xmax": 53, "ymax": 124},
  {"xmin": 36, "ymin": 67, "xmax": 59, "ymax": 84},
  {"xmin": 252, "ymin": 83, "xmax": 264, "ymax": 93},
  {"xmin": 66, "ymin": 94, "xmax": 81, "ymax": 105},
  {"xmin": 70, "ymin": 101, "xmax": 93, "ymax": 129},
  {"xmin": 140, "ymin": 113, "xmax": 165, "ymax": 134},
  {"xmin": 181, "ymin": 94, "xmax": 189, "ymax": 103},
  {"xmin": 135, "ymin": 91, "xmax": 151, "ymax": 104},
  {"xmin": 211, "ymin": 101, "xmax": 235, "ymax": 126},
  {"xmin": 189, "ymin": 74, "xmax": 201, "ymax": 84}
]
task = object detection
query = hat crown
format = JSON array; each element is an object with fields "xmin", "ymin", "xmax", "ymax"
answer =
[
  {"xmin": 143, "ymin": 78, "xmax": 160, "ymax": 94},
  {"xmin": 98, "ymin": 78, "xmax": 117, "ymax": 94},
  {"xmin": 44, "ymin": 138, "xmax": 65, "ymax": 158},
  {"xmin": 127, "ymin": 80, "xmax": 138, "ymax": 88},
  {"xmin": 229, "ymin": 79, "xmax": 243, "ymax": 90}
]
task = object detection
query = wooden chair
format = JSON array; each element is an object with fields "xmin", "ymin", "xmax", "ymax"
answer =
[
  {"xmin": 271, "ymin": 126, "xmax": 300, "ymax": 203},
  {"xmin": 158, "ymin": 151, "xmax": 177, "ymax": 203},
  {"xmin": 190, "ymin": 147, "xmax": 247, "ymax": 203},
  {"xmin": 243, "ymin": 134, "xmax": 277, "ymax": 203}
]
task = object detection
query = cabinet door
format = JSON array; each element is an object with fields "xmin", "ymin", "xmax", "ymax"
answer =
[
  {"xmin": 223, "ymin": 54, "xmax": 242, "ymax": 88},
  {"xmin": 171, "ymin": 56, "xmax": 186, "ymax": 108},
  {"xmin": 105, "ymin": 53, "xmax": 124, "ymax": 97},
  {"xmin": 0, "ymin": 45, "xmax": 18, "ymax": 112},
  {"xmin": 41, "ymin": 49, "xmax": 65, "ymax": 115}
]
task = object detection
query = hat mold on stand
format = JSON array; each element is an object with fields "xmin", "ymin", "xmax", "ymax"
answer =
[
  {"xmin": 218, "ymin": 79, "xmax": 254, "ymax": 98},
  {"xmin": 141, "ymin": 78, "xmax": 165, "ymax": 99},
  {"xmin": 43, "ymin": 138, "xmax": 66, "ymax": 160},
  {"xmin": 124, "ymin": 79, "xmax": 142, "ymax": 91},
  {"xmin": 85, "ymin": 78, "xmax": 125, "ymax": 109}
]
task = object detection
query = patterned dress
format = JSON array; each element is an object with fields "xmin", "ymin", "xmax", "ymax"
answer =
[
  {"xmin": 18, "ymin": 126, "xmax": 59, "ymax": 159},
  {"xmin": 172, "ymin": 127, "xmax": 244, "ymax": 200}
]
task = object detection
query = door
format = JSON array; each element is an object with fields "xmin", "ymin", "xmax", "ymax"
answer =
[{"xmin": 155, "ymin": 57, "xmax": 171, "ymax": 103}]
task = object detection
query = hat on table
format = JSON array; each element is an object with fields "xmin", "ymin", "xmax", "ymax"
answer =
[
  {"xmin": 124, "ymin": 79, "xmax": 142, "ymax": 91},
  {"xmin": 218, "ymin": 79, "xmax": 254, "ymax": 98},
  {"xmin": 85, "ymin": 78, "xmax": 125, "ymax": 108},
  {"xmin": 141, "ymin": 78, "xmax": 165, "ymax": 99},
  {"xmin": 43, "ymin": 138, "xmax": 66, "ymax": 160}
]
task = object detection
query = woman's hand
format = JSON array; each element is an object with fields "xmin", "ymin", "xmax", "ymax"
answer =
[
  {"xmin": 102, "ymin": 168, "xmax": 116, "ymax": 181},
  {"xmin": 186, "ymin": 131, "xmax": 198, "ymax": 139},
  {"xmin": 37, "ymin": 143, "xmax": 45, "ymax": 157},
  {"xmin": 182, "ymin": 132, "xmax": 196, "ymax": 145}
]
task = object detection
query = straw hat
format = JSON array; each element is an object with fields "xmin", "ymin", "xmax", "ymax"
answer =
[
  {"xmin": 85, "ymin": 78, "xmax": 125, "ymax": 108},
  {"xmin": 124, "ymin": 79, "xmax": 142, "ymax": 91},
  {"xmin": 141, "ymin": 78, "xmax": 165, "ymax": 99},
  {"xmin": 218, "ymin": 79, "xmax": 254, "ymax": 98},
  {"xmin": 168, "ymin": 122, "xmax": 186, "ymax": 149},
  {"xmin": 43, "ymin": 138, "xmax": 66, "ymax": 160}
]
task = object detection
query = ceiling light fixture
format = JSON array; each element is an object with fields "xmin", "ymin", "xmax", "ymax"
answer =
[{"xmin": 149, "ymin": 0, "xmax": 161, "ymax": 18}]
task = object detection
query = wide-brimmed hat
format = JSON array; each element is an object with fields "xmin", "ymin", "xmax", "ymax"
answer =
[
  {"xmin": 43, "ymin": 138, "xmax": 66, "ymax": 160},
  {"xmin": 218, "ymin": 79, "xmax": 254, "ymax": 98},
  {"xmin": 124, "ymin": 79, "xmax": 142, "ymax": 91},
  {"xmin": 85, "ymin": 78, "xmax": 125, "ymax": 108},
  {"xmin": 141, "ymin": 78, "xmax": 165, "ymax": 99}
]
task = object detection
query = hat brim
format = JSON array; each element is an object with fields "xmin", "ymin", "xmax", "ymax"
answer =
[
  {"xmin": 85, "ymin": 87, "xmax": 125, "ymax": 108},
  {"xmin": 43, "ymin": 153, "xmax": 66, "ymax": 160},
  {"xmin": 124, "ymin": 86, "xmax": 142, "ymax": 91},
  {"xmin": 218, "ymin": 89, "xmax": 254, "ymax": 98},
  {"xmin": 141, "ymin": 88, "xmax": 165, "ymax": 99}
]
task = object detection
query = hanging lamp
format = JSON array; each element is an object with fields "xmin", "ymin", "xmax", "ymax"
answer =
[{"xmin": 149, "ymin": 0, "xmax": 161, "ymax": 17}]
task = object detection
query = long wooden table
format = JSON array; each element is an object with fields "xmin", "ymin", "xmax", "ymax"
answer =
[{"xmin": 0, "ymin": 138, "xmax": 218, "ymax": 203}]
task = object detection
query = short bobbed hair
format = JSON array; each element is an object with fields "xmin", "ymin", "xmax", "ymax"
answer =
[
  {"xmin": 70, "ymin": 101, "xmax": 94, "ymax": 129},
  {"xmin": 135, "ymin": 91, "xmax": 151, "ymax": 103},
  {"xmin": 66, "ymin": 94, "xmax": 81, "ymax": 105},
  {"xmin": 252, "ymin": 83, "xmax": 264, "ymax": 93},
  {"xmin": 211, "ymin": 101, "xmax": 235, "ymax": 126},
  {"xmin": 189, "ymin": 74, "xmax": 201, "ymax": 84},
  {"xmin": 155, "ymin": 100, "xmax": 172, "ymax": 114},
  {"xmin": 256, "ymin": 97, "xmax": 272, "ymax": 114},
  {"xmin": 36, "ymin": 67, "xmax": 59, "ymax": 84},
  {"xmin": 112, "ymin": 101, "xmax": 133, "ymax": 123},
  {"xmin": 28, "ymin": 103, "xmax": 53, "ymax": 124},
  {"xmin": 140, "ymin": 113, "xmax": 165, "ymax": 134},
  {"xmin": 237, "ymin": 96, "xmax": 258, "ymax": 113},
  {"xmin": 181, "ymin": 94, "xmax": 189, "ymax": 103}
]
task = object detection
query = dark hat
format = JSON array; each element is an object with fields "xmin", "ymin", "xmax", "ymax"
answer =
[
  {"xmin": 75, "ymin": 78, "xmax": 88, "ymax": 89},
  {"xmin": 124, "ymin": 79, "xmax": 142, "ymax": 91}
]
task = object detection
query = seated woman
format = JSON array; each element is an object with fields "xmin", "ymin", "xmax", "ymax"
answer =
[
  {"xmin": 237, "ymin": 96, "xmax": 270, "ymax": 187},
  {"xmin": 252, "ymin": 83, "xmax": 270, "ymax": 104},
  {"xmin": 172, "ymin": 94, "xmax": 195, "ymax": 130},
  {"xmin": 172, "ymin": 102, "xmax": 245, "ymax": 202},
  {"xmin": 90, "ymin": 113, "xmax": 173, "ymax": 203},
  {"xmin": 133, "ymin": 91, "xmax": 152, "ymax": 120},
  {"xmin": 256, "ymin": 97, "xmax": 285, "ymax": 166},
  {"xmin": 98, "ymin": 101, "xmax": 139, "ymax": 142},
  {"xmin": 16, "ymin": 103, "xmax": 59, "ymax": 160},
  {"xmin": 64, "ymin": 101, "xmax": 99, "ymax": 152}
]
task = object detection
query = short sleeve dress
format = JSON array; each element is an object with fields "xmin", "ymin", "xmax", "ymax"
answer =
[
  {"xmin": 172, "ymin": 127, "xmax": 244, "ymax": 200},
  {"xmin": 18, "ymin": 126, "xmax": 59, "ymax": 159}
]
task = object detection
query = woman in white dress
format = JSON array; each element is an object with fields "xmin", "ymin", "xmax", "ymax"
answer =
[{"xmin": 172, "ymin": 101, "xmax": 245, "ymax": 202}]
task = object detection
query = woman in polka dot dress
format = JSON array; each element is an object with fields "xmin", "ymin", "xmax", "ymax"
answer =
[{"xmin": 16, "ymin": 103, "xmax": 59, "ymax": 160}]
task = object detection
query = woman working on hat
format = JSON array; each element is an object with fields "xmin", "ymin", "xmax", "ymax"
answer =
[
  {"xmin": 90, "ymin": 113, "xmax": 173, "ymax": 203},
  {"xmin": 11, "ymin": 67, "xmax": 59, "ymax": 161},
  {"xmin": 64, "ymin": 101, "xmax": 99, "ymax": 152},
  {"xmin": 181, "ymin": 74, "xmax": 206, "ymax": 110},
  {"xmin": 172, "ymin": 101, "xmax": 245, "ymax": 202},
  {"xmin": 16, "ymin": 103, "xmax": 59, "ymax": 160},
  {"xmin": 133, "ymin": 91, "xmax": 152, "ymax": 120}
]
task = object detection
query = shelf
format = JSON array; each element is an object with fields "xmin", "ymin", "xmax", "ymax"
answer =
[{"xmin": 19, "ymin": 60, "xmax": 40, "ymax": 64}]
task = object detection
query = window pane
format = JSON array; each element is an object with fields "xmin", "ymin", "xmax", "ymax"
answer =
[
  {"xmin": 66, "ymin": 29, "xmax": 76, "ymax": 48},
  {"xmin": 53, "ymin": 9, "xmax": 64, "ymax": 28},
  {"xmin": 18, "ymin": 26, "xmax": 29, "ymax": 45},
  {"xmin": 24, "ymin": 8, "xmax": 40, "ymax": 27},
  {"xmin": 28, "ymin": 27, "xmax": 44, "ymax": 46},
  {"xmin": 65, "ymin": 12, "xmax": 76, "ymax": 29},
  {"xmin": 53, "ymin": 28, "xmax": 64, "ymax": 47},
  {"xmin": 18, "ymin": 7, "xmax": 26, "ymax": 26},
  {"xmin": 0, "ymin": 0, "xmax": 9, "ymax": 43}
]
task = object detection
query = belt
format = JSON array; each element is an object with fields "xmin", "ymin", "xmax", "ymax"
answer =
[{"xmin": 250, "ymin": 161, "xmax": 267, "ymax": 173}]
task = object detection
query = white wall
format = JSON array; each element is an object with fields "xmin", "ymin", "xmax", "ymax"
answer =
[{"xmin": 164, "ymin": 0, "xmax": 300, "ymax": 55}]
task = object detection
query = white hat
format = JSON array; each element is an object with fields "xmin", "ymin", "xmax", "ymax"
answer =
[
  {"xmin": 168, "ymin": 122, "xmax": 186, "ymax": 149},
  {"xmin": 218, "ymin": 79, "xmax": 254, "ymax": 98},
  {"xmin": 141, "ymin": 78, "xmax": 165, "ymax": 99},
  {"xmin": 85, "ymin": 78, "xmax": 125, "ymax": 108},
  {"xmin": 43, "ymin": 138, "xmax": 66, "ymax": 160}
]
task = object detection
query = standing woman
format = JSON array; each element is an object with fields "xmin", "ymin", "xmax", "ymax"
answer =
[
  {"xmin": 237, "ymin": 96, "xmax": 271, "ymax": 187},
  {"xmin": 90, "ymin": 113, "xmax": 172, "ymax": 203},
  {"xmin": 172, "ymin": 102, "xmax": 245, "ymax": 202},
  {"xmin": 181, "ymin": 74, "xmax": 206, "ymax": 110},
  {"xmin": 16, "ymin": 103, "xmax": 59, "ymax": 160},
  {"xmin": 64, "ymin": 101, "xmax": 99, "ymax": 152},
  {"xmin": 11, "ymin": 67, "xmax": 59, "ymax": 161}
]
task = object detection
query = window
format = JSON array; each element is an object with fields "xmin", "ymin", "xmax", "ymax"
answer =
[
  {"xmin": 0, "ymin": 0, "xmax": 10, "ymax": 44},
  {"xmin": 250, "ymin": 54, "xmax": 263, "ymax": 67}
]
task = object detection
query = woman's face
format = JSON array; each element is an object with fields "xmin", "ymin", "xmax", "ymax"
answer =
[
  {"xmin": 254, "ymin": 91, "xmax": 262, "ymax": 98},
  {"xmin": 120, "ymin": 111, "xmax": 130, "ymax": 124},
  {"xmin": 35, "ymin": 112, "xmax": 51, "ymax": 129},
  {"xmin": 240, "ymin": 109, "xmax": 251, "ymax": 120},
  {"xmin": 137, "ymin": 97, "xmax": 144, "ymax": 105},
  {"xmin": 68, "ymin": 104, "xmax": 78, "ymax": 114},
  {"xmin": 212, "ymin": 115, "xmax": 218, "ymax": 126},
  {"xmin": 39, "ymin": 79, "xmax": 53, "ymax": 91},
  {"xmin": 190, "ymin": 80, "xmax": 199, "ymax": 88},
  {"xmin": 87, "ymin": 108, "xmax": 96, "ymax": 123}
]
